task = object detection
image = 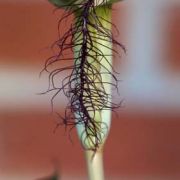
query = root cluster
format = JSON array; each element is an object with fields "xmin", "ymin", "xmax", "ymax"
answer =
[{"xmin": 43, "ymin": 0, "xmax": 125, "ymax": 151}]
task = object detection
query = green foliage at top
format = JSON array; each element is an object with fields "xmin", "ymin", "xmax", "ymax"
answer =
[{"xmin": 48, "ymin": 0, "xmax": 123, "ymax": 8}]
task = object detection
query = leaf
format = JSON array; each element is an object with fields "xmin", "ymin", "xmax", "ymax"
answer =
[
  {"xmin": 48, "ymin": 0, "xmax": 67, "ymax": 8},
  {"xmin": 48, "ymin": 0, "xmax": 124, "ymax": 8}
]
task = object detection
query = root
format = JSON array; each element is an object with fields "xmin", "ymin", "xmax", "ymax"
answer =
[{"xmin": 43, "ymin": 0, "xmax": 125, "ymax": 151}]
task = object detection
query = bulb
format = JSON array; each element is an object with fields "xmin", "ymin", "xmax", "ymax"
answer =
[{"xmin": 73, "ymin": 5, "xmax": 113, "ymax": 150}]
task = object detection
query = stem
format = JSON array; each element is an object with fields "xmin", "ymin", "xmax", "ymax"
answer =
[{"xmin": 85, "ymin": 149, "xmax": 105, "ymax": 180}]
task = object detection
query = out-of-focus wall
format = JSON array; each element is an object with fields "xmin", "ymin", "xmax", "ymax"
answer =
[
  {"xmin": 0, "ymin": 1, "xmax": 180, "ymax": 180},
  {"xmin": 123, "ymin": 0, "xmax": 180, "ymax": 112}
]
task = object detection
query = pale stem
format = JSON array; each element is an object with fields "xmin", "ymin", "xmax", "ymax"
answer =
[{"xmin": 85, "ymin": 149, "xmax": 105, "ymax": 180}]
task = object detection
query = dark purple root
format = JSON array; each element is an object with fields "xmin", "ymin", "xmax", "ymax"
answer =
[{"xmin": 42, "ymin": 0, "xmax": 125, "ymax": 151}]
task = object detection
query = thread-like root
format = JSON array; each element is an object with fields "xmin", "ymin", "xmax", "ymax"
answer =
[{"xmin": 43, "ymin": 0, "xmax": 125, "ymax": 151}]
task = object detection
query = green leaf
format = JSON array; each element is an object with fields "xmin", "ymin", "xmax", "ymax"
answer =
[
  {"xmin": 48, "ymin": 0, "xmax": 124, "ymax": 8},
  {"xmin": 48, "ymin": 0, "xmax": 67, "ymax": 7}
]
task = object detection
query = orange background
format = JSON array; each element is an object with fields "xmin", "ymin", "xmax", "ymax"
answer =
[{"xmin": 0, "ymin": 1, "xmax": 180, "ymax": 180}]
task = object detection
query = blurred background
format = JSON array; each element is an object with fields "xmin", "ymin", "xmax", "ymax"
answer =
[{"xmin": 0, "ymin": 0, "xmax": 180, "ymax": 179}]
